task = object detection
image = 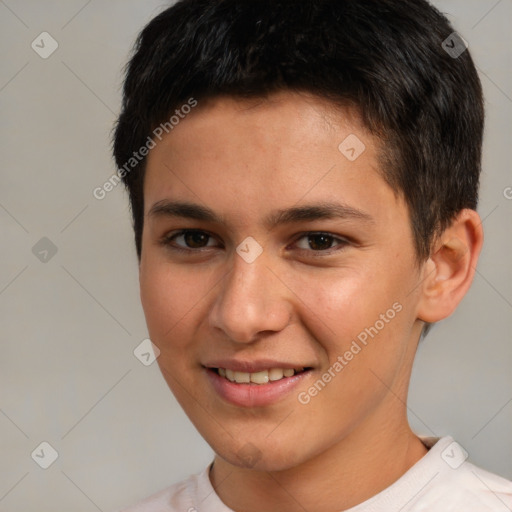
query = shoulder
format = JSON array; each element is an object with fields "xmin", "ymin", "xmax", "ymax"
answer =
[
  {"xmin": 409, "ymin": 437, "xmax": 512, "ymax": 511},
  {"xmin": 349, "ymin": 436, "xmax": 512, "ymax": 512},
  {"xmin": 119, "ymin": 466, "xmax": 209, "ymax": 512},
  {"xmin": 425, "ymin": 460, "xmax": 512, "ymax": 510}
]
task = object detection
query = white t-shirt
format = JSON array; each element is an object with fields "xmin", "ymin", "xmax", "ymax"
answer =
[{"xmin": 120, "ymin": 436, "xmax": 512, "ymax": 511}]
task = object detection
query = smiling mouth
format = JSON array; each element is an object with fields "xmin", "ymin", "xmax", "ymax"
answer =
[{"xmin": 213, "ymin": 367, "xmax": 311, "ymax": 384}]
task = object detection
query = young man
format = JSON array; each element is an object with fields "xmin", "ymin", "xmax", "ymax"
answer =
[{"xmin": 113, "ymin": 0, "xmax": 512, "ymax": 510}]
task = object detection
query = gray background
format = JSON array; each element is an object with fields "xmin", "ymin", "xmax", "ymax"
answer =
[{"xmin": 0, "ymin": 1, "xmax": 510, "ymax": 510}]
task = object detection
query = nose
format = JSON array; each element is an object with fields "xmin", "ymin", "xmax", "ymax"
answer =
[{"xmin": 209, "ymin": 249, "xmax": 292, "ymax": 344}]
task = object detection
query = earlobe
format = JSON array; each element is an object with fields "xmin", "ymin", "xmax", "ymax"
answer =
[{"xmin": 416, "ymin": 209, "xmax": 484, "ymax": 323}]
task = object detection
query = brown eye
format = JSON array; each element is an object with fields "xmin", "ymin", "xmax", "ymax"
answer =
[
  {"xmin": 294, "ymin": 232, "xmax": 349, "ymax": 253},
  {"xmin": 161, "ymin": 230, "xmax": 219, "ymax": 251},
  {"xmin": 183, "ymin": 231, "xmax": 210, "ymax": 248},
  {"xmin": 307, "ymin": 234, "xmax": 335, "ymax": 251}
]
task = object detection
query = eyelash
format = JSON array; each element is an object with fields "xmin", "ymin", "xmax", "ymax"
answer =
[{"xmin": 159, "ymin": 229, "xmax": 350, "ymax": 256}]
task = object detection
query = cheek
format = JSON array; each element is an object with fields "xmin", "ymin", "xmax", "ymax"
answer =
[
  {"xmin": 290, "ymin": 258, "xmax": 412, "ymax": 392},
  {"xmin": 139, "ymin": 259, "xmax": 207, "ymax": 344},
  {"xmin": 290, "ymin": 263, "xmax": 400, "ymax": 346},
  {"xmin": 293, "ymin": 269, "xmax": 410, "ymax": 425}
]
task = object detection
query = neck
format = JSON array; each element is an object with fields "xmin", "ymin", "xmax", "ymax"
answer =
[{"xmin": 210, "ymin": 416, "xmax": 428, "ymax": 512}]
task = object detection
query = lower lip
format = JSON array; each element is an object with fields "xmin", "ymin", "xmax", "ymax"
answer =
[{"xmin": 205, "ymin": 368, "xmax": 312, "ymax": 408}]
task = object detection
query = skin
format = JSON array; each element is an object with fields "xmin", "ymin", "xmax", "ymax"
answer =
[{"xmin": 139, "ymin": 91, "xmax": 483, "ymax": 511}]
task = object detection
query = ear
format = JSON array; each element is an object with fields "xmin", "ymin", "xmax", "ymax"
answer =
[{"xmin": 416, "ymin": 209, "xmax": 484, "ymax": 323}]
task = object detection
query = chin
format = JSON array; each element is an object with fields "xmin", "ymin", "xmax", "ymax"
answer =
[{"xmin": 213, "ymin": 436, "xmax": 312, "ymax": 472}]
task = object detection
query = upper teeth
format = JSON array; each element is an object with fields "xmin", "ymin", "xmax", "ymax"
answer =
[{"xmin": 218, "ymin": 367, "xmax": 304, "ymax": 384}]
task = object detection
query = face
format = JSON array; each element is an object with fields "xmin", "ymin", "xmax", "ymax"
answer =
[{"xmin": 139, "ymin": 92, "xmax": 425, "ymax": 471}]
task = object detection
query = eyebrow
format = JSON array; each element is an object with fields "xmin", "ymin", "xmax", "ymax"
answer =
[{"xmin": 147, "ymin": 199, "xmax": 374, "ymax": 229}]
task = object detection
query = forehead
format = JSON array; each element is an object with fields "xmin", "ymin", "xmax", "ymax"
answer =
[
  {"xmin": 143, "ymin": 91, "xmax": 403, "ymax": 230},
  {"xmin": 149, "ymin": 92, "xmax": 371, "ymax": 164}
]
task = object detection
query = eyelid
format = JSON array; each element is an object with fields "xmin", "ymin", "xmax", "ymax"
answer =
[
  {"xmin": 161, "ymin": 229, "xmax": 351, "ymax": 255},
  {"xmin": 290, "ymin": 231, "xmax": 351, "ymax": 254},
  {"xmin": 160, "ymin": 229, "xmax": 223, "ymax": 252}
]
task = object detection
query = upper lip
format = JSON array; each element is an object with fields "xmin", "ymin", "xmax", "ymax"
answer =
[{"xmin": 203, "ymin": 359, "xmax": 313, "ymax": 373}]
